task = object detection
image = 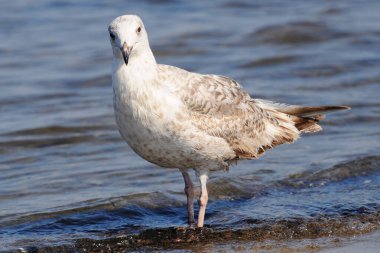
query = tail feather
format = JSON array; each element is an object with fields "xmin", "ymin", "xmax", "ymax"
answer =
[
  {"xmin": 256, "ymin": 99, "xmax": 350, "ymax": 133},
  {"xmin": 286, "ymin": 106, "xmax": 349, "ymax": 133},
  {"xmin": 276, "ymin": 105, "xmax": 350, "ymax": 117},
  {"xmin": 294, "ymin": 117, "xmax": 322, "ymax": 133}
]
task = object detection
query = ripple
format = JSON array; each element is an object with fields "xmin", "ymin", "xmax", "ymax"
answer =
[
  {"xmin": 0, "ymin": 135, "xmax": 96, "ymax": 149},
  {"xmin": 248, "ymin": 21, "xmax": 350, "ymax": 45},
  {"xmin": 0, "ymin": 93, "xmax": 76, "ymax": 107},
  {"xmin": 65, "ymin": 75, "xmax": 111, "ymax": 88},
  {"xmin": 280, "ymin": 155, "xmax": 380, "ymax": 188},
  {"xmin": 297, "ymin": 75, "xmax": 380, "ymax": 90},
  {"xmin": 240, "ymin": 55, "xmax": 300, "ymax": 68},
  {"xmin": 3, "ymin": 125, "xmax": 112, "ymax": 136},
  {"xmin": 295, "ymin": 64, "xmax": 345, "ymax": 78}
]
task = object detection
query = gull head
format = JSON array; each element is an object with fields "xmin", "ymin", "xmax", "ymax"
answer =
[{"xmin": 108, "ymin": 15, "xmax": 149, "ymax": 66}]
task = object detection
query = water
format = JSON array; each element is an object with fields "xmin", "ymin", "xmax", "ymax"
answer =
[{"xmin": 1, "ymin": 0, "xmax": 380, "ymax": 252}]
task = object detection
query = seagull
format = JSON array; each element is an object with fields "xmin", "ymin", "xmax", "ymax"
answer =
[{"xmin": 108, "ymin": 15, "xmax": 349, "ymax": 228}]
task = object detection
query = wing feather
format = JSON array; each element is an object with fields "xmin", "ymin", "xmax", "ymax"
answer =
[{"xmin": 163, "ymin": 66, "xmax": 299, "ymax": 159}]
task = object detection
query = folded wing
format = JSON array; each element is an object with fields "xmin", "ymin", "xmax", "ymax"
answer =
[{"xmin": 174, "ymin": 73, "xmax": 300, "ymax": 159}]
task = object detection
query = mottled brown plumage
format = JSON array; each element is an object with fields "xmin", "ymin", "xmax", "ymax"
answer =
[
  {"xmin": 158, "ymin": 65, "xmax": 349, "ymax": 160},
  {"xmin": 109, "ymin": 15, "xmax": 350, "ymax": 228}
]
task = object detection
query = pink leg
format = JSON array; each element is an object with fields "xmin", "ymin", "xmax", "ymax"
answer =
[
  {"xmin": 180, "ymin": 169, "xmax": 195, "ymax": 225},
  {"xmin": 197, "ymin": 173, "xmax": 208, "ymax": 228}
]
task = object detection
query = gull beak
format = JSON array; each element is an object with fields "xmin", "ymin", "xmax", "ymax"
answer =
[{"xmin": 121, "ymin": 42, "xmax": 133, "ymax": 65}]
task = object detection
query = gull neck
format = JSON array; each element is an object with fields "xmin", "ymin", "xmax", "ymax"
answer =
[{"xmin": 116, "ymin": 47, "xmax": 157, "ymax": 82}]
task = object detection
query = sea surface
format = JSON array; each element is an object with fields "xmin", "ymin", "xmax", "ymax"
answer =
[{"xmin": 1, "ymin": 0, "xmax": 380, "ymax": 252}]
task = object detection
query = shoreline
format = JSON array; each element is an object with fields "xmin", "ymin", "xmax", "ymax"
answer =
[{"xmin": 8, "ymin": 214, "xmax": 380, "ymax": 253}]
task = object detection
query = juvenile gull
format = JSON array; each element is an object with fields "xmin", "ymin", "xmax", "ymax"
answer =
[{"xmin": 108, "ymin": 15, "xmax": 350, "ymax": 227}]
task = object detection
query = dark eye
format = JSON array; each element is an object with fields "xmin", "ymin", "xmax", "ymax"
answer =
[
  {"xmin": 110, "ymin": 32, "xmax": 116, "ymax": 40},
  {"xmin": 137, "ymin": 26, "xmax": 141, "ymax": 33}
]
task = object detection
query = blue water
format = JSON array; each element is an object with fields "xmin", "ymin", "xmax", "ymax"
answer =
[{"xmin": 1, "ymin": 0, "xmax": 380, "ymax": 252}]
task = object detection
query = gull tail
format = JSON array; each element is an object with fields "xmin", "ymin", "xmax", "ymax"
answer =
[
  {"xmin": 280, "ymin": 105, "xmax": 350, "ymax": 133},
  {"xmin": 256, "ymin": 100, "xmax": 350, "ymax": 133}
]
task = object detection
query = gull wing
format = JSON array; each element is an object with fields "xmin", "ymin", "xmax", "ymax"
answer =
[{"xmin": 162, "ymin": 65, "xmax": 300, "ymax": 159}]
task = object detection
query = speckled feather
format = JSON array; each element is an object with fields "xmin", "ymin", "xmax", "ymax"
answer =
[
  {"xmin": 109, "ymin": 14, "xmax": 350, "ymax": 228},
  {"xmin": 109, "ymin": 15, "xmax": 348, "ymax": 173},
  {"xmin": 157, "ymin": 65, "xmax": 301, "ymax": 160}
]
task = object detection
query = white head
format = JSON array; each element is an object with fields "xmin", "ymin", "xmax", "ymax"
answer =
[{"xmin": 108, "ymin": 15, "xmax": 151, "ymax": 66}]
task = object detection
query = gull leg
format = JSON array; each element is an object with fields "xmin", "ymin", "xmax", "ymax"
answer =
[
  {"xmin": 197, "ymin": 172, "xmax": 209, "ymax": 228},
  {"xmin": 180, "ymin": 169, "xmax": 195, "ymax": 226}
]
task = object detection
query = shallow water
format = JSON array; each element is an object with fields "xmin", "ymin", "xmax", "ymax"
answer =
[{"xmin": 1, "ymin": 0, "xmax": 380, "ymax": 252}]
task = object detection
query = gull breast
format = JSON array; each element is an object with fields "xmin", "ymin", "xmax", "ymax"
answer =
[{"xmin": 112, "ymin": 76, "xmax": 234, "ymax": 170}]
